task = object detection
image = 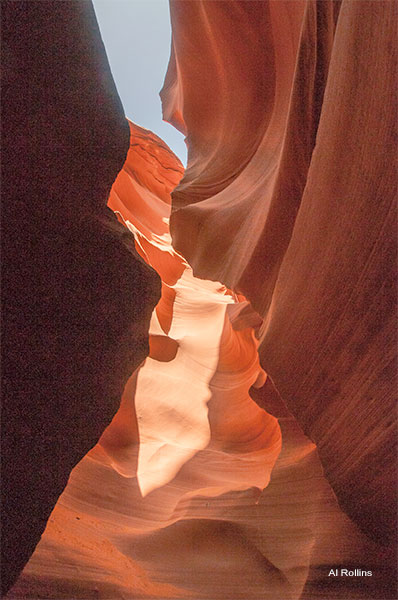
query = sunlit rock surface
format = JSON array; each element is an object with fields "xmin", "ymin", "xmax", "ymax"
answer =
[
  {"xmin": 164, "ymin": 0, "xmax": 397, "ymax": 553},
  {"xmin": 104, "ymin": 123, "xmax": 281, "ymax": 501},
  {"xmin": 1, "ymin": 2, "xmax": 159, "ymax": 594}
]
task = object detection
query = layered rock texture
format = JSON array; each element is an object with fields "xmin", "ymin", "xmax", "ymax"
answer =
[
  {"xmin": 2, "ymin": 0, "xmax": 397, "ymax": 599},
  {"xmin": 165, "ymin": 0, "xmax": 397, "ymax": 553}
]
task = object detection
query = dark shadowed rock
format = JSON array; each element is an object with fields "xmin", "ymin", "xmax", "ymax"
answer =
[{"xmin": 1, "ymin": 1, "xmax": 160, "ymax": 594}]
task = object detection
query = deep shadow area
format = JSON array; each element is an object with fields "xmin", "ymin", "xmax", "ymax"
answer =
[{"xmin": 1, "ymin": 2, "xmax": 160, "ymax": 593}]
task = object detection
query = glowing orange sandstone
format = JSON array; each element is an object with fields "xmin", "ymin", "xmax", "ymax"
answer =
[{"xmin": 101, "ymin": 120, "xmax": 281, "ymax": 497}]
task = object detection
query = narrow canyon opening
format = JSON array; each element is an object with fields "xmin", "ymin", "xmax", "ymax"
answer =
[{"xmin": 2, "ymin": 1, "xmax": 396, "ymax": 600}]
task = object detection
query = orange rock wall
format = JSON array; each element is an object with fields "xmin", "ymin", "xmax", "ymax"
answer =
[{"xmin": 163, "ymin": 0, "xmax": 397, "ymax": 546}]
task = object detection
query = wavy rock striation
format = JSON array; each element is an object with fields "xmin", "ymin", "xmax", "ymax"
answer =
[{"xmin": 164, "ymin": 0, "xmax": 397, "ymax": 551}]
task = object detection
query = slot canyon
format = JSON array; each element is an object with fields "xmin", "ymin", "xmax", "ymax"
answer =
[{"xmin": 1, "ymin": 1, "xmax": 397, "ymax": 599}]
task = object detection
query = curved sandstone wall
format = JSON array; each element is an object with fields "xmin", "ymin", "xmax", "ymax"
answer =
[{"xmin": 164, "ymin": 0, "xmax": 397, "ymax": 548}]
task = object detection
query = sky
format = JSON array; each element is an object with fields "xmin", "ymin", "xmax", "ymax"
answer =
[{"xmin": 92, "ymin": 0, "xmax": 187, "ymax": 164}]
